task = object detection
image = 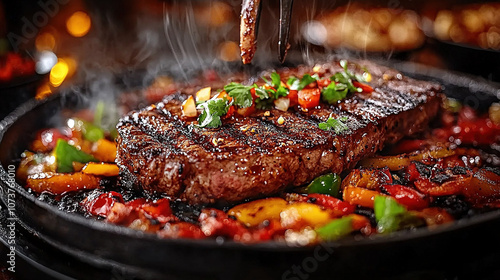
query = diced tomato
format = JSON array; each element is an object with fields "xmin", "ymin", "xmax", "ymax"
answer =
[
  {"xmin": 317, "ymin": 78, "xmax": 331, "ymax": 88},
  {"xmin": 383, "ymin": 184, "xmax": 429, "ymax": 210},
  {"xmin": 298, "ymin": 88, "xmax": 321, "ymax": 109},
  {"xmin": 307, "ymin": 193, "xmax": 356, "ymax": 217},
  {"xmin": 287, "ymin": 90, "xmax": 298, "ymax": 106},
  {"xmin": 83, "ymin": 191, "xmax": 124, "ymax": 217},
  {"xmin": 224, "ymin": 105, "xmax": 235, "ymax": 118},
  {"xmin": 352, "ymin": 81, "xmax": 373, "ymax": 93}
]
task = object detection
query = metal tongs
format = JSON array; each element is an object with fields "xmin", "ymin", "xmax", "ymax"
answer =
[{"xmin": 240, "ymin": 0, "xmax": 294, "ymax": 64}]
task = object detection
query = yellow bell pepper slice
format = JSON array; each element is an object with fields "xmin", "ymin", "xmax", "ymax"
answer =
[
  {"xmin": 280, "ymin": 202, "xmax": 332, "ymax": 228},
  {"xmin": 82, "ymin": 162, "xmax": 119, "ymax": 177},
  {"xmin": 228, "ymin": 197, "xmax": 288, "ymax": 227}
]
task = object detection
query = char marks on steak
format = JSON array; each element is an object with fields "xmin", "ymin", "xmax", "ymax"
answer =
[{"xmin": 116, "ymin": 60, "xmax": 443, "ymax": 204}]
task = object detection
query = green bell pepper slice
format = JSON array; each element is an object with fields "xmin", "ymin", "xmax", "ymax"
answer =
[
  {"xmin": 54, "ymin": 139, "xmax": 97, "ymax": 173},
  {"xmin": 306, "ymin": 173, "xmax": 341, "ymax": 197}
]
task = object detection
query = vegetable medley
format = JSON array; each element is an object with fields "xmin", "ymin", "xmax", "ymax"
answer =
[{"xmin": 16, "ymin": 78, "xmax": 500, "ymax": 245}]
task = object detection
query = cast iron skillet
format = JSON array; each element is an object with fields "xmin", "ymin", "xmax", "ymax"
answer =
[{"xmin": 0, "ymin": 62, "xmax": 499, "ymax": 280}]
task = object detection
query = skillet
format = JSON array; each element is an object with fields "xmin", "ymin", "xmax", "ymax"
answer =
[{"xmin": 0, "ymin": 61, "xmax": 499, "ymax": 280}]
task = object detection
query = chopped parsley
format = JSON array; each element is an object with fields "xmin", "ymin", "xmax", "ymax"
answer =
[
  {"xmin": 321, "ymin": 82, "xmax": 349, "ymax": 104},
  {"xmin": 196, "ymin": 98, "xmax": 231, "ymax": 128},
  {"xmin": 287, "ymin": 74, "xmax": 319, "ymax": 91},
  {"xmin": 318, "ymin": 116, "xmax": 350, "ymax": 133},
  {"xmin": 321, "ymin": 60, "xmax": 368, "ymax": 104},
  {"xmin": 224, "ymin": 83, "xmax": 253, "ymax": 108}
]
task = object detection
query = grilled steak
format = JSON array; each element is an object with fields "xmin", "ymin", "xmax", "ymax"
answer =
[{"xmin": 116, "ymin": 60, "xmax": 443, "ymax": 204}]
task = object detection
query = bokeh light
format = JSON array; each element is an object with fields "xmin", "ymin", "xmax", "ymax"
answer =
[
  {"xmin": 35, "ymin": 33, "xmax": 56, "ymax": 51},
  {"xmin": 66, "ymin": 11, "xmax": 91, "ymax": 37},
  {"xmin": 50, "ymin": 60, "xmax": 69, "ymax": 87}
]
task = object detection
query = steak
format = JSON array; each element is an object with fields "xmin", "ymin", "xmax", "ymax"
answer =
[{"xmin": 116, "ymin": 60, "xmax": 443, "ymax": 204}]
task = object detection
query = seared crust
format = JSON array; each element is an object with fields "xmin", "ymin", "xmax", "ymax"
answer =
[
  {"xmin": 240, "ymin": 0, "xmax": 260, "ymax": 64},
  {"xmin": 116, "ymin": 60, "xmax": 443, "ymax": 204}
]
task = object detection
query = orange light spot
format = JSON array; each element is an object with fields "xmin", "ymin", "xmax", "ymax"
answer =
[
  {"xmin": 218, "ymin": 41, "xmax": 240, "ymax": 62},
  {"xmin": 35, "ymin": 33, "xmax": 56, "ymax": 51},
  {"xmin": 66, "ymin": 11, "xmax": 91, "ymax": 37}
]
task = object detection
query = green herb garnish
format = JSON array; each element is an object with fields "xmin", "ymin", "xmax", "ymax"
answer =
[
  {"xmin": 321, "ymin": 82, "xmax": 349, "ymax": 104},
  {"xmin": 224, "ymin": 83, "xmax": 253, "ymax": 108},
  {"xmin": 196, "ymin": 98, "xmax": 231, "ymax": 128},
  {"xmin": 287, "ymin": 74, "xmax": 319, "ymax": 91},
  {"xmin": 321, "ymin": 60, "xmax": 369, "ymax": 104},
  {"xmin": 318, "ymin": 115, "xmax": 350, "ymax": 133}
]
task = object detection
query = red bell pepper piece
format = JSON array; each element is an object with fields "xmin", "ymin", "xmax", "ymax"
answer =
[
  {"xmin": 83, "ymin": 191, "xmax": 124, "ymax": 217},
  {"xmin": 406, "ymin": 162, "xmax": 422, "ymax": 182},
  {"xmin": 414, "ymin": 178, "xmax": 467, "ymax": 196},
  {"xmin": 307, "ymin": 193, "xmax": 356, "ymax": 217},
  {"xmin": 141, "ymin": 198, "xmax": 174, "ymax": 223},
  {"xmin": 383, "ymin": 184, "xmax": 429, "ymax": 210}
]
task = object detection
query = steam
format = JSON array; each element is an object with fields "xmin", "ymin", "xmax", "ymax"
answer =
[{"xmin": 46, "ymin": 0, "xmax": 371, "ymax": 116}]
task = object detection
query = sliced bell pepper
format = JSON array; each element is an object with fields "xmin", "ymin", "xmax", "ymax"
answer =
[
  {"xmin": 315, "ymin": 215, "xmax": 354, "ymax": 241},
  {"xmin": 306, "ymin": 173, "xmax": 341, "ymax": 197},
  {"xmin": 26, "ymin": 172, "xmax": 101, "ymax": 194},
  {"xmin": 54, "ymin": 139, "xmax": 97, "ymax": 173},
  {"xmin": 91, "ymin": 138, "xmax": 117, "ymax": 163},
  {"xmin": 82, "ymin": 162, "xmax": 119, "ymax": 177},
  {"xmin": 342, "ymin": 185, "xmax": 383, "ymax": 208},
  {"xmin": 374, "ymin": 196, "xmax": 424, "ymax": 234},
  {"xmin": 279, "ymin": 202, "xmax": 332, "ymax": 228},
  {"xmin": 383, "ymin": 184, "xmax": 429, "ymax": 210},
  {"xmin": 82, "ymin": 191, "xmax": 124, "ymax": 217},
  {"xmin": 315, "ymin": 214, "xmax": 370, "ymax": 241},
  {"xmin": 228, "ymin": 197, "xmax": 288, "ymax": 227},
  {"xmin": 306, "ymin": 193, "xmax": 356, "ymax": 217}
]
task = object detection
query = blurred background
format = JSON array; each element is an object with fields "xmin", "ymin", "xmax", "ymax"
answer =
[{"xmin": 0, "ymin": 0, "xmax": 499, "ymax": 116}]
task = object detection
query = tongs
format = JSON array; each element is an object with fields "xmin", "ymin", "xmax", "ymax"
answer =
[{"xmin": 240, "ymin": 0, "xmax": 294, "ymax": 64}]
